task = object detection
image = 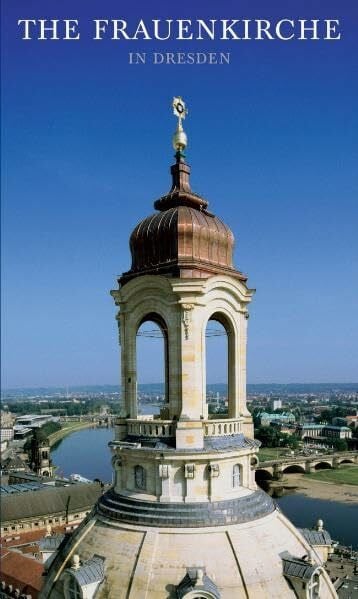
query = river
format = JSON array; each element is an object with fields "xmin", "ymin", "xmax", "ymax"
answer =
[{"xmin": 51, "ymin": 427, "xmax": 358, "ymax": 549}]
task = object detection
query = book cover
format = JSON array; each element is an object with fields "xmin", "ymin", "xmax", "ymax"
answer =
[{"xmin": 1, "ymin": 2, "xmax": 357, "ymax": 594}]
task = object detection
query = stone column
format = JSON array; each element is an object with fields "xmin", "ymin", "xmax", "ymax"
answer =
[
  {"xmin": 122, "ymin": 315, "xmax": 138, "ymax": 419},
  {"xmin": 179, "ymin": 304, "xmax": 204, "ymax": 421},
  {"xmin": 228, "ymin": 320, "xmax": 238, "ymax": 418},
  {"xmin": 273, "ymin": 464, "xmax": 283, "ymax": 480},
  {"xmin": 238, "ymin": 311, "xmax": 249, "ymax": 416}
]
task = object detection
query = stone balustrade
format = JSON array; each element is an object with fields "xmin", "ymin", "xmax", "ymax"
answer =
[
  {"xmin": 204, "ymin": 418, "xmax": 242, "ymax": 437},
  {"xmin": 126, "ymin": 419, "xmax": 175, "ymax": 438},
  {"xmin": 124, "ymin": 417, "xmax": 243, "ymax": 439}
]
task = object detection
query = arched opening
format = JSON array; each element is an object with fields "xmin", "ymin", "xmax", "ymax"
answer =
[
  {"xmin": 255, "ymin": 469, "xmax": 273, "ymax": 482},
  {"xmin": 339, "ymin": 459, "xmax": 354, "ymax": 465},
  {"xmin": 205, "ymin": 314, "xmax": 233, "ymax": 419},
  {"xmin": 255, "ymin": 469, "xmax": 273, "ymax": 490},
  {"xmin": 314, "ymin": 462, "xmax": 332, "ymax": 470},
  {"xmin": 136, "ymin": 314, "xmax": 168, "ymax": 418},
  {"xmin": 282, "ymin": 465, "xmax": 306, "ymax": 474}
]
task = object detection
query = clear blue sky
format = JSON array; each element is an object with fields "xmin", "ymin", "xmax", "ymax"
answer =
[{"xmin": 1, "ymin": 0, "xmax": 357, "ymax": 388}]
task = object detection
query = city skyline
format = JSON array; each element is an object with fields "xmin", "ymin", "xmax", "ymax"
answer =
[{"xmin": 2, "ymin": 0, "xmax": 358, "ymax": 388}]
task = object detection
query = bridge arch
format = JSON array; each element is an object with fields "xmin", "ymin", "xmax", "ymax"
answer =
[
  {"xmin": 255, "ymin": 469, "xmax": 273, "ymax": 482},
  {"xmin": 282, "ymin": 464, "xmax": 305, "ymax": 474},
  {"xmin": 314, "ymin": 461, "xmax": 332, "ymax": 470},
  {"xmin": 338, "ymin": 458, "xmax": 354, "ymax": 465}
]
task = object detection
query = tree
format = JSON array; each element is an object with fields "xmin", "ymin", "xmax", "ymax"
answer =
[
  {"xmin": 332, "ymin": 438, "xmax": 348, "ymax": 452},
  {"xmin": 255, "ymin": 426, "xmax": 281, "ymax": 448},
  {"xmin": 285, "ymin": 435, "xmax": 300, "ymax": 450}
]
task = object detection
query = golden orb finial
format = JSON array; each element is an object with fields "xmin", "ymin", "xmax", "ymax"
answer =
[{"xmin": 172, "ymin": 96, "xmax": 188, "ymax": 154}]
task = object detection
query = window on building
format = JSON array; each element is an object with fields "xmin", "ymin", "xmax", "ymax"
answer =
[
  {"xmin": 232, "ymin": 464, "xmax": 241, "ymax": 488},
  {"xmin": 134, "ymin": 465, "xmax": 146, "ymax": 490}
]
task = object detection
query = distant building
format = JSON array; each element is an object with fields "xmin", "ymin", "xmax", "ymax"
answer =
[
  {"xmin": 0, "ymin": 455, "xmax": 28, "ymax": 475},
  {"xmin": 0, "ymin": 429, "xmax": 14, "ymax": 442},
  {"xmin": 0, "ymin": 411, "xmax": 14, "ymax": 428},
  {"xmin": 296, "ymin": 424, "xmax": 352, "ymax": 442},
  {"xmin": 8, "ymin": 471, "xmax": 74, "ymax": 486},
  {"xmin": 259, "ymin": 412, "xmax": 296, "ymax": 426},
  {"xmin": 29, "ymin": 430, "xmax": 53, "ymax": 477},
  {"xmin": 13, "ymin": 426, "xmax": 33, "ymax": 440},
  {"xmin": 0, "ymin": 482, "xmax": 103, "ymax": 536},
  {"xmin": 333, "ymin": 415, "xmax": 358, "ymax": 429},
  {"xmin": 270, "ymin": 422, "xmax": 297, "ymax": 435},
  {"xmin": 322, "ymin": 425, "xmax": 352, "ymax": 440},
  {"xmin": 272, "ymin": 399, "xmax": 282, "ymax": 411},
  {"xmin": 15, "ymin": 414, "xmax": 59, "ymax": 429}
]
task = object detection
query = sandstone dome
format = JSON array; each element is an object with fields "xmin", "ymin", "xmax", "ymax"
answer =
[{"xmin": 40, "ymin": 472, "xmax": 336, "ymax": 598}]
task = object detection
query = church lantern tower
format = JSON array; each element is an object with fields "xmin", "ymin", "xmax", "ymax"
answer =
[{"xmin": 41, "ymin": 99, "xmax": 338, "ymax": 599}]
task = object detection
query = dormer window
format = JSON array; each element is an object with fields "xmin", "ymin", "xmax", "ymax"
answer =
[
  {"xmin": 63, "ymin": 555, "xmax": 105, "ymax": 599},
  {"xmin": 176, "ymin": 568, "xmax": 220, "ymax": 598},
  {"xmin": 67, "ymin": 576, "xmax": 82, "ymax": 599}
]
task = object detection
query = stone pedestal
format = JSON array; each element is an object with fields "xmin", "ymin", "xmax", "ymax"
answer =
[{"xmin": 175, "ymin": 420, "xmax": 204, "ymax": 450}]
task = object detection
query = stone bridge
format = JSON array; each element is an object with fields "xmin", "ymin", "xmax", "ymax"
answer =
[{"xmin": 255, "ymin": 451, "xmax": 358, "ymax": 481}]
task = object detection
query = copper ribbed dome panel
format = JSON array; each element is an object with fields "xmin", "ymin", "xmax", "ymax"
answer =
[
  {"xmin": 130, "ymin": 208, "xmax": 178, "ymax": 271},
  {"xmin": 178, "ymin": 206, "xmax": 234, "ymax": 267},
  {"xmin": 120, "ymin": 157, "xmax": 246, "ymax": 284},
  {"xmin": 125, "ymin": 205, "xmax": 243, "ymax": 282}
]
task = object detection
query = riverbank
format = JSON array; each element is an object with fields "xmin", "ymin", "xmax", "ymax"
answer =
[
  {"xmin": 273, "ymin": 472, "xmax": 358, "ymax": 505},
  {"xmin": 48, "ymin": 422, "xmax": 96, "ymax": 446},
  {"xmin": 50, "ymin": 426, "xmax": 113, "ymax": 481}
]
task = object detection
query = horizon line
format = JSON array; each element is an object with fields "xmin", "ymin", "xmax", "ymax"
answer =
[{"xmin": 2, "ymin": 381, "xmax": 358, "ymax": 393}]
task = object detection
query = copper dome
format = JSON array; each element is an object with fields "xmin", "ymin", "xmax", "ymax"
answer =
[{"xmin": 120, "ymin": 155, "xmax": 246, "ymax": 285}]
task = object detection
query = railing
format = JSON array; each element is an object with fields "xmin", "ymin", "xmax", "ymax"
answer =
[
  {"xmin": 122, "ymin": 417, "xmax": 244, "ymax": 439},
  {"xmin": 126, "ymin": 419, "xmax": 175, "ymax": 438},
  {"xmin": 204, "ymin": 418, "xmax": 242, "ymax": 437}
]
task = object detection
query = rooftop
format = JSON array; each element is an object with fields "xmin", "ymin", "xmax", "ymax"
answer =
[
  {"xmin": 0, "ymin": 482, "xmax": 46, "ymax": 495},
  {"xmin": 298, "ymin": 528, "xmax": 332, "ymax": 546},
  {"xmin": 1, "ymin": 482, "xmax": 103, "ymax": 523},
  {"xmin": 0, "ymin": 549, "xmax": 44, "ymax": 596}
]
